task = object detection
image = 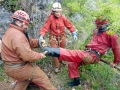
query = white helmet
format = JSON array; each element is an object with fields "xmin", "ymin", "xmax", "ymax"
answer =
[{"xmin": 52, "ymin": 2, "xmax": 62, "ymax": 11}]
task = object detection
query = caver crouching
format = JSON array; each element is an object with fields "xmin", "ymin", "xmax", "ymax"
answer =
[{"xmin": 1, "ymin": 10, "xmax": 57, "ymax": 90}]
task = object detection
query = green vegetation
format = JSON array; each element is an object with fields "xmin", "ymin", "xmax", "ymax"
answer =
[
  {"xmin": 0, "ymin": 0, "xmax": 120, "ymax": 90},
  {"xmin": 63, "ymin": 0, "xmax": 120, "ymax": 38},
  {"xmin": 60, "ymin": 0, "xmax": 120, "ymax": 89},
  {"xmin": 3, "ymin": 0, "xmax": 21, "ymax": 12},
  {"xmin": 0, "ymin": 66, "xmax": 6, "ymax": 81}
]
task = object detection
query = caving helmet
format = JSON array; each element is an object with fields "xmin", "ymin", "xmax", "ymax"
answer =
[
  {"xmin": 12, "ymin": 10, "xmax": 30, "ymax": 25},
  {"xmin": 52, "ymin": 2, "xmax": 62, "ymax": 12}
]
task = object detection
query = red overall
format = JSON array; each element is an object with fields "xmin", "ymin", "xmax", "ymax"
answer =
[
  {"xmin": 40, "ymin": 14, "xmax": 76, "ymax": 68},
  {"xmin": 59, "ymin": 29, "xmax": 120, "ymax": 78}
]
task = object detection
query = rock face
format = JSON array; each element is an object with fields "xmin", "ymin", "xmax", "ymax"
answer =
[
  {"xmin": 0, "ymin": 0, "xmax": 90, "ymax": 48},
  {"xmin": 0, "ymin": 0, "xmax": 63, "ymax": 38},
  {"xmin": 0, "ymin": 7, "xmax": 12, "ymax": 35},
  {"xmin": 0, "ymin": 0, "xmax": 63, "ymax": 64},
  {"xmin": 0, "ymin": 0, "xmax": 47, "ymax": 37}
]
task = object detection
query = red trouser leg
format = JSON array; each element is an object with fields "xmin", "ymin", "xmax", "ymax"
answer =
[
  {"xmin": 59, "ymin": 48, "xmax": 86, "ymax": 63},
  {"xmin": 68, "ymin": 62, "xmax": 80, "ymax": 78},
  {"xmin": 59, "ymin": 48, "xmax": 91, "ymax": 78}
]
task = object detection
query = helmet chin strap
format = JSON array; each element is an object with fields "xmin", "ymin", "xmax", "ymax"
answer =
[{"xmin": 20, "ymin": 22, "xmax": 25, "ymax": 27}]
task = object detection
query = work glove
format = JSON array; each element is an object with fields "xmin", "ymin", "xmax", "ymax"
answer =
[
  {"xmin": 38, "ymin": 35, "xmax": 43, "ymax": 47},
  {"xmin": 39, "ymin": 39, "xmax": 47, "ymax": 51},
  {"xmin": 72, "ymin": 31, "xmax": 77, "ymax": 42},
  {"xmin": 110, "ymin": 62, "xmax": 117, "ymax": 68},
  {"xmin": 39, "ymin": 35, "xmax": 43, "ymax": 40},
  {"xmin": 41, "ymin": 51, "xmax": 48, "ymax": 58},
  {"xmin": 41, "ymin": 40, "xmax": 47, "ymax": 47}
]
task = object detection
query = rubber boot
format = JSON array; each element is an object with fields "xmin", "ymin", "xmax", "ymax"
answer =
[
  {"xmin": 68, "ymin": 77, "xmax": 80, "ymax": 86},
  {"xmin": 39, "ymin": 40, "xmax": 60, "ymax": 57},
  {"xmin": 42, "ymin": 47, "xmax": 60, "ymax": 57}
]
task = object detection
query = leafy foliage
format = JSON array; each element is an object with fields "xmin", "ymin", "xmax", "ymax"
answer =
[
  {"xmin": 62, "ymin": 0, "xmax": 120, "ymax": 39},
  {"xmin": 0, "ymin": 0, "xmax": 120, "ymax": 90},
  {"xmin": 4, "ymin": 0, "xmax": 20, "ymax": 12},
  {"xmin": 0, "ymin": 66, "xmax": 6, "ymax": 81},
  {"xmin": 61, "ymin": 0, "xmax": 120, "ymax": 89}
]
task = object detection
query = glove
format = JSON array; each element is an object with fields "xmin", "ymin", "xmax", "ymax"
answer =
[
  {"xmin": 110, "ymin": 62, "xmax": 116, "ymax": 68},
  {"xmin": 41, "ymin": 51, "xmax": 48, "ymax": 58},
  {"xmin": 39, "ymin": 35, "xmax": 43, "ymax": 47},
  {"xmin": 72, "ymin": 32, "xmax": 77, "ymax": 42},
  {"xmin": 39, "ymin": 35, "xmax": 43, "ymax": 40},
  {"xmin": 39, "ymin": 39, "xmax": 47, "ymax": 50},
  {"xmin": 41, "ymin": 40, "xmax": 47, "ymax": 47}
]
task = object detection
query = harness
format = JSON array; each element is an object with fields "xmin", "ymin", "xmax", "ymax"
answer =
[
  {"xmin": 83, "ymin": 48, "xmax": 102, "ymax": 64},
  {"xmin": 4, "ymin": 61, "xmax": 27, "ymax": 68},
  {"xmin": 48, "ymin": 15, "xmax": 66, "ymax": 46},
  {"xmin": 4, "ymin": 61, "xmax": 35, "ymax": 81},
  {"xmin": 50, "ymin": 33, "xmax": 65, "ymax": 46}
]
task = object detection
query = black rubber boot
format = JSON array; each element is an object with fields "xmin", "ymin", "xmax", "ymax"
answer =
[
  {"xmin": 68, "ymin": 77, "xmax": 80, "ymax": 86},
  {"xmin": 42, "ymin": 47, "xmax": 60, "ymax": 57},
  {"xmin": 39, "ymin": 39, "xmax": 60, "ymax": 57}
]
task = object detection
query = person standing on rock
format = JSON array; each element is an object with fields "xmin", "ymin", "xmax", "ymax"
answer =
[
  {"xmin": 1, "ymin": 10, "xmax": 57, "ymax": 90},
  {"xmin": 39, "ymin": 2, "xmax": 77, "ymax": 73}
]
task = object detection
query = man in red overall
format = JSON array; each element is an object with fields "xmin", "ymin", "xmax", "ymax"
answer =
[
  {"xmin": 39, "ymin": 17, "xmax": 120, "ymax": 86},
  {"xmin": 39, "ymin": 2, "xmax": 77, "ymax": 73}
]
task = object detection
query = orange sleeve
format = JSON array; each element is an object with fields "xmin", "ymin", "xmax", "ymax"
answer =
[
  {"xmin": 63, "ymin": 16, "xmax": 76, "ymax": 33},
  {"xmin": 29, "ymin": 38, "xmax": 39, "ymax": 48},
  {"xmin": 12, "ymin": 34, "xmax": 42, "ymax": 62},
  {"xmin": 39, "ymin": 15, "xmax": 51, "ymax": 36}
]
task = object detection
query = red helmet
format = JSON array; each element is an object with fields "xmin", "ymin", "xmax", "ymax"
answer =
[
  {"xmin": 12, "ymin": 10, "xmax": 30, "ymax": 25},
  {"xmin": 95, "ymin": 18, "xmax": 107, "ymax": 25}
]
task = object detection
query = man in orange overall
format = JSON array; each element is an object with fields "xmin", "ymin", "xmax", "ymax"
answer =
[
  {"xmin": 1, "ymin": 10, "xmax": 57, "ymax": 90},
  {"xmin": 39, "ymin": 2, "xmax": 77, "ymax": 73},
  {"xmin": 39, "ymin": 17, "xmax": 120, "ymax": 86}
]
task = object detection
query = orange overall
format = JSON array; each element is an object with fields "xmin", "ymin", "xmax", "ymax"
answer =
[
  {"xmin": 40, "ymin": 14, "xmax": 76, "ymax": 68},
  {"xmin": 2, "ymin": 24, "xmax": 56, "ymax": 90}
]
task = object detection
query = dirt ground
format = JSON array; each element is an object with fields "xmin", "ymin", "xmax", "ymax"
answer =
[{"xmin": 0, "ymin": 60, "xmax": 120, "ymax": 90}]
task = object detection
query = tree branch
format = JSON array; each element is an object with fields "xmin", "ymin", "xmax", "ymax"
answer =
[{"xmin": 100, "ymin": 58, "xmax": 120, "ymax": 71}]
